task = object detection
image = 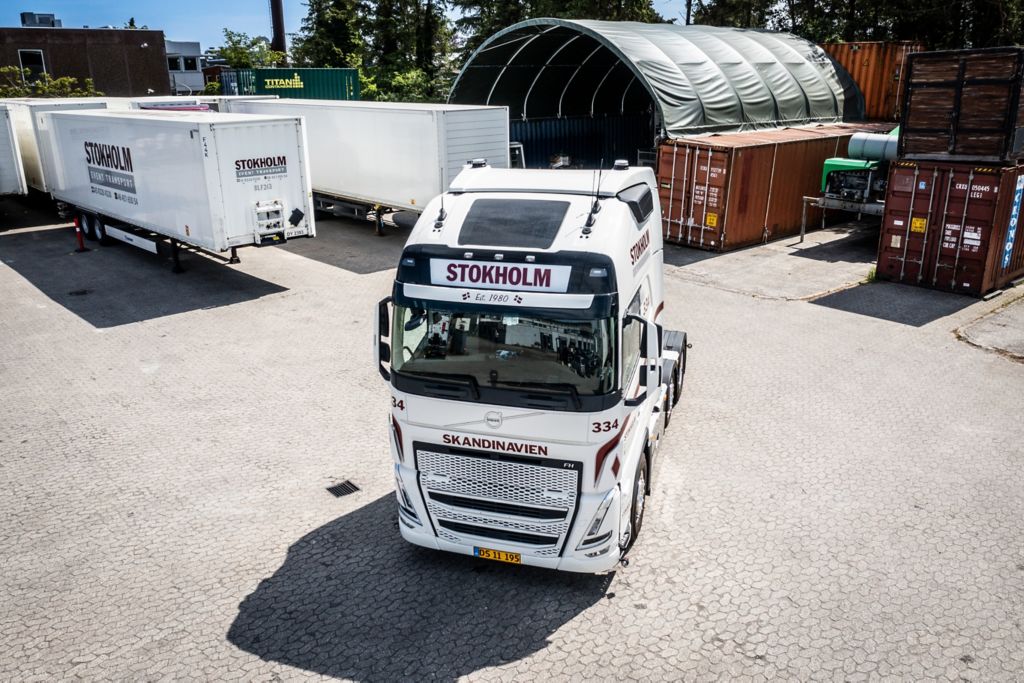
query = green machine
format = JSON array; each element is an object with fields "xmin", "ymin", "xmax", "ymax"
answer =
[{"xmin": 818, "ymin": 126, "xmax": 899, "ymax": 216}]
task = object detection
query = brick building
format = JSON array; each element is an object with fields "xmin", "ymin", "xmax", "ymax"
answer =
[{"xmin": 0, "ymin": 27, "xmax": 171, "ymax": 96}]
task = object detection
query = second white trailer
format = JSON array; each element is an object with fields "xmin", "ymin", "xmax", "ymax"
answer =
[
  {"xmin": 224, "ymin": 98, "xmax": 510, "ymax": 221},
  {"xmin": 0, "ymin": 105, "xmax": 27, "ymax": 196},
  {"xmin": 2, "ymin": 98, "xmax": 110, "ymax": 191},
  {"xmin": 37, "ymin": 109, "xmax": 315, "ymax": 266}
]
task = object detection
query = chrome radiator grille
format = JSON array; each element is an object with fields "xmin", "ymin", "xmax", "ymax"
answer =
[{"xmin": 416, "ymin": 444, "xmax": 580, "ymax": 557}]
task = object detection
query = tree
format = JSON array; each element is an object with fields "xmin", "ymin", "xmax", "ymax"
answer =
[
  {"xmin": 123, "ymin": 17, "xmax": 148, "ymax": 29},
  {"xmin": 214, "ymin": 29, "xmax": 286, "ymax": 68},
  {"xmin": 696, "ymin": 0, "xmax": 1024, "ymax": 49},
  {"xmin": 0, "ymin": 66, "xmax": 103, "ymax": 98},
  {"xmin": 448, "ymin": 0, "xmax": 665, "ymax": 64},
  {"xmin": 291, "ymin": 0, "xmax": 456, "ymax": 101},
  {"xmin": 290, "ymin": 0, "xmax": 365, "ymax": 68}
]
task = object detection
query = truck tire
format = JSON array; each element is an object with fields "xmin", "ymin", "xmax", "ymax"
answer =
[
  {"xmin": 622, "ymin": 455, "xmax": 649, "ymax": 552},
  {"xmin": 672, "ymin": 333, "xmax": 687, "ymax": 406},
  {"xmin": 663, "ymin": 372, "xmax": 675, "ymax": 427},
  {"xmin": 78, "ymin": 212, "xmax": 95, "ymax": 241},
  {"xmin": 93, "ymin": 217, "xmax": 108, "ymax": 244}
]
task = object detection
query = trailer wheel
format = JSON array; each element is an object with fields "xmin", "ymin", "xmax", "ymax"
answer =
[
  {"xmin": 78, "ymin": 212, "xmax": 95, "ymax": 241},
  {"xmin": 622, "ymin": 455, "xmax": 649, "ymax": 553},
  {"xmin": 93, "ymin": 217, "xmax": 108, "ymax": 244}
]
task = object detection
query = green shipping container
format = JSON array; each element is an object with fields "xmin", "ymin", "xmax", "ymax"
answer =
[{"xmin": 224, "ymin": 68, "xmax": 359, "ymax": 100}]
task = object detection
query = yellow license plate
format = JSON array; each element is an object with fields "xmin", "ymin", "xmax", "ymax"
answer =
[{"xmin": 474, "ymin": 547, "xmax": 521, "ymax": 564}]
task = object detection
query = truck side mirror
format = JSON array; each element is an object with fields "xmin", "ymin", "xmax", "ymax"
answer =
[
  {"xmin": 375, "ymin": 297, "xmax": 393, "ymax": 381},
  {"xmin": 623, "ymin": 315, "xmax": 662, "ymax": 407},
  {"xmin": 623, "ymin": 314, "xmax": 648, "ymax": 407}
]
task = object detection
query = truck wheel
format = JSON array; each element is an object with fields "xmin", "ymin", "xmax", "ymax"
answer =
[
  {"xmin": 672, "ymin": 335, "xmax": 687, "ymax": 406},
  {"xmin": 663, "ymin": 376, "xmax": 674, "ymax": 427},
  {"xmin": 622, "ymin": 455, "xmax": 649, "ymax": 552},
  {"xmin": 78, "ymin": 212, "xmax": 95, "ymax": 241}
]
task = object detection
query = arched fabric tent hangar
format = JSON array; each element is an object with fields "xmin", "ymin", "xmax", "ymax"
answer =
[{"xmin": 449, "ymin": 19, "xmax": 862, "ymax": 168}]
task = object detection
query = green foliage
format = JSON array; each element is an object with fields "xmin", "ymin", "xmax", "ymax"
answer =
[
  {"xmin": 290, "ymin": 0, "xmax": 665, "ymax": 102},
  {"xmin": 123, "ymin": 17, "xmax": 148, "ymax": 29},
  {"xmin": 290, "ymin": 0, "xmax": 364, "ymax": 68},
  {"xmin": 202, "ymin": 81, "xmax": 222, "ymax": 95},
  {"xmin": 449, "ymin": 0, "xmax": 666, "ymax": 63},
  {"xmin": 215, "ymin": 29, "xmax": 286, "ymax": 68},
  {"xmin": 694, "ymin": 0, "xmax": 1024, "ymax": 49},
  {"xmin": 0, "ymin": 66, "xmax": 103, "ymax": 98}
]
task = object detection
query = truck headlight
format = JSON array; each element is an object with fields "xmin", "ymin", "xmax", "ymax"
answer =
[
  {"xmin": 394, "ymin": 464, "xmax": 421, "ymax": 525},
  {"xmin": 577, "ymin": 488, "xmax": 616, "ymax": 549}
]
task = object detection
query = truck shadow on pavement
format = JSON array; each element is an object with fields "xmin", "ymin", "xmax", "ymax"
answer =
[
  {"xmin": 811, "ymin": 281, "xmax": 975, "ymax": 326},
  {"xmin": 0, "ymin": 225, "xmax": 287, "ymax": 329},
  {"xmin": 281, "ymin": 215, "xmax": 411, "ymax": 275},
  {"xmin": 227, "ymin": 495, "xmax": 613, "ymax": 681}
]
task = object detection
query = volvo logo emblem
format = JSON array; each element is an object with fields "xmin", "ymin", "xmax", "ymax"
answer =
[{"xmin": 484, "ymin": 411, "xmax": 503, "ymax": 429}]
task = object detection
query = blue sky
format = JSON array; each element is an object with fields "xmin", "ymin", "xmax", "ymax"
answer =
[
  {"xmin": 6, "ymin": 0, "xmax": 691, "ymax": 54},
  {"xmin": 5, "ymin": 0, "xmax": 307, "ymax": 51}
]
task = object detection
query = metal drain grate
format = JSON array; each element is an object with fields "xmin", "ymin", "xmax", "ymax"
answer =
[{"xmin": 326, "ymin": 480, "xmax": 360, "ymax": 497}]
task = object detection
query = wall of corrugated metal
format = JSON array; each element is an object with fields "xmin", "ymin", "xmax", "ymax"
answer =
[
  {"xmin": 658, "ymin": 124, "xmax": 893, "ymax": 252},
  {"xmin": 877, "ymin": 161, "xmax": 1024, "ymax": 295},
  {"xmin": 509, "ymin": 113, "xmax": 655, "ymax": 169},
  {"xmin": 821, "ymin": 42, "xmax": 924, "ymax": 121}
]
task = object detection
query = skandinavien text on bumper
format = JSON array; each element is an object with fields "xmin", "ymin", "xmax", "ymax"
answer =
[{"xmin": 375, "ymin": 160, "xmax": 687, "ymax": 573}]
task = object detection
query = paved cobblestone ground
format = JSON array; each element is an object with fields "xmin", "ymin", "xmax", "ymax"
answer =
[{"xmin": 2, "ymin": 198, "xmax": 1023, "ymax": 681}]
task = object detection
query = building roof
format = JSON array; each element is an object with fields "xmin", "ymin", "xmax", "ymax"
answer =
[{"xmin": 449, "ymin": 19, "xmax": 862, "ymax": 138}]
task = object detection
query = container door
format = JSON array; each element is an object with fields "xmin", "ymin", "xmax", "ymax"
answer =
[
  {"xmin": 927, "ymin": 167, "xmax": 1002, "ymax": 295},
  {"xmin": 656, "ymin": 144, "xmax": 728, "ymax": 251},
  {"xmin": 658, "ymin": 143, "xmax": 690, "ymax": 243},
  {"xmin": 877, "ymin": 163, "xmax": 941, "ymax": 285}
]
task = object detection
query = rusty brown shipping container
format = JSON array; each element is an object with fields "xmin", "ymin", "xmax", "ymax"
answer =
[
  {"xmin": 899, "ymin": 47, "xmax": 1024, "ymax": 164},
  {"xmin": 658, "ymin": 124, "xmax": 892, "ymax": 252},
  {"xmin": 821, "ymin": 41, "xmax": 924, "ymax": 121},
  {"xmin": 876, "ymin": 160, "xmax": 1024, "ymax": 296}
]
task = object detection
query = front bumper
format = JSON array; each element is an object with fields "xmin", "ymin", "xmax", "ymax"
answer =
[
  {"xmin": 398, "ymin": 514, "xmax": 622, "ymax": 573},
  {"xmin": 396, "ymin": 457, "xmax": 623, "ymax": 574}
]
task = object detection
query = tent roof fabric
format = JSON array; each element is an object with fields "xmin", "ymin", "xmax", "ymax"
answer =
[{"xmin": 449, "ymin": 19, "xmax": 861, "ymax": 138}]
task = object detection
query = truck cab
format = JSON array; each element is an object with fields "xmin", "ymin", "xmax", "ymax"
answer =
[{"xmin": 375, "ymin": 161, "xmax": 687, "ymax": 572}]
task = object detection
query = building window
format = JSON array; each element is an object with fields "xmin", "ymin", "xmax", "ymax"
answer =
[
  {"xmin": 167, "ymin": 56, "xmax": 181, "ymax": 71},
  {"xmin": 18, "ymin": 49, "xmax": 46, "ymax": 81},
  {"xmin": 182, "ymin": 56, "xmax": 198, "ymax": 71}
]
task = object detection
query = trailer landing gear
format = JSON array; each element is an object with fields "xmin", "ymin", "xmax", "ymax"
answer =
[
  {"xmin": 170, "ymin": 239, "xmax": 185, "ymax": 274},
  {"xmin": 228, "ymin": 247, "xmax": 240, "ymax": 264}
]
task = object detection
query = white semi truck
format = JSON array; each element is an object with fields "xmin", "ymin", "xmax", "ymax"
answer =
[{"xmin": 375, "ymin": 160, "xmax": 688, "ymax": 572}]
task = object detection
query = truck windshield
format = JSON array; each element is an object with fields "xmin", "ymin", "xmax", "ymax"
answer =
[{"xmin": 393, "ymin": 305, "xmax": 616, "ymax": 395}]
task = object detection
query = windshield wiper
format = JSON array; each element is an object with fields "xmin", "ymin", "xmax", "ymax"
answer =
[
  {"xmin": 399, "ymin": 370, "xmax": 481, "ymax": 399},
  {"xmin": 490, "ymin": 380, "xmax": 582, "ymax": 409}
]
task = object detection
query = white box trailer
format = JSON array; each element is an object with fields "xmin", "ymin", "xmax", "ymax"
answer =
[
  {"xmin": 223, "ymin": 99, "xmax": 510, "ymax": 225},
  {"xmin": 196, "ymin": 95, "xmax": 278, "ymax": 112},
  {"xmin": 0, "ymin": 105, "xmax": 28, "ymax": 196},
  {"xmin": 104, "ymin": 96, "xmax": 205, "ymax": 111},
  {"xmin": 2, "ymin": 98, "xmax": 109, "ymax": 191},
  {"xmin": 37, "ymin": 109, "xmax": 315, "ymax": 267}
]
